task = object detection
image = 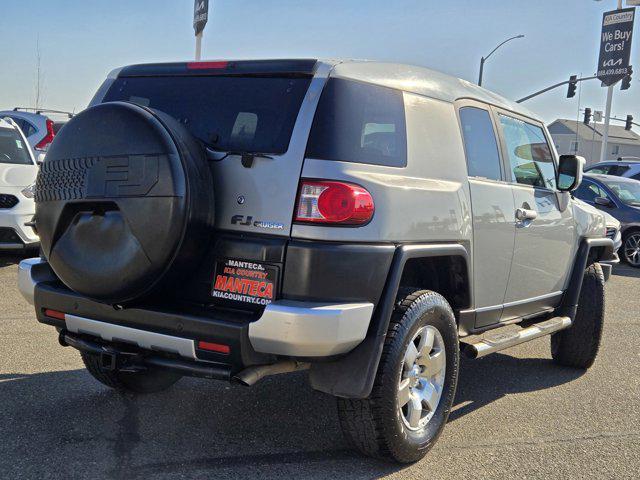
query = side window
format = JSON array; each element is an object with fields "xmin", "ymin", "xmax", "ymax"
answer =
[
  {"xmin": 8, "ymin": 118, "xmax": 35, "ymax": 137},
  {"xmin": 609, "ymin": 165, "xmax": 630, "ymax": 176},
  {"xmin": 306, "ymin": 78, "xmax": 407, "ymax": 167},
  {"xmin": 574, "ymin": 181, "xmax": 601, "ymax": 203},
  {"xmin": 498, "ymin": 115, "xmax": 557, "ymax": 189},
  {"xmin": 633, "ymin": 173, "xmax": 640, "ymax": 181},
  {"xmin": 458, "ymin": 107, "xmax": 502, "ymax": 180},
  {"xmin": 587, "ymin": 166, "xmax": 611, "ymax": 175}
]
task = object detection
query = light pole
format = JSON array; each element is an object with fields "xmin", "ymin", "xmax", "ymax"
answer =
[{"xmin": 478, "ymin": 35, "xmax": 525, "ymax": 87}]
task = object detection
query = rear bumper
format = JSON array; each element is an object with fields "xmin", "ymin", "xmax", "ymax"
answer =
[{"xmin": 20, "ymin": 258, "xmax": 375, "ymax": 367}]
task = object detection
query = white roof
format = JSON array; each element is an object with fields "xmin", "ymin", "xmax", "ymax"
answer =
[{"xmin": 327, "ymin": 60, "xmax": 540, "ymax": 121}]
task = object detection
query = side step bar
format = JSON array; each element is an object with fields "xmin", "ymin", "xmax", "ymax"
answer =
[{"xmin": 461, "ymin": 316, "xmax": 572, "ymax": 359}]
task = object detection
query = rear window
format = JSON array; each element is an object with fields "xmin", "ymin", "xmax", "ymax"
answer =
[
  {"xmin": 0, "ymin": 128, "xmax": 32, "ymax": 165},
  {"xmin": 306, "ymin": 78, "xmax": 407, "ymax": 167},
  {"xmin": 103, "ymin": 75, "xmax": 311, "ymax": 154}
]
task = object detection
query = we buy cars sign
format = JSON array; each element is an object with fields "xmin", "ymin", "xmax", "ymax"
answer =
[{"xmin": 597, "ymin": 7, "xmax": 635, "ymax": 86}]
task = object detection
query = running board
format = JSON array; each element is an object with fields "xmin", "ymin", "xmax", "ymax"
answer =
[{"xmin": 461, "ymin": 316, "xmax": 572, "ymax": 359}]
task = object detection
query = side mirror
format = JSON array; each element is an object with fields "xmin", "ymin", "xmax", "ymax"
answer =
[
  {"xmin": 557, "ymin": 155, "xmax": 585, "ymax": 192},
  {"xmin": 594, "ymin": 196, "xmax": 614, "ymax": 208}
]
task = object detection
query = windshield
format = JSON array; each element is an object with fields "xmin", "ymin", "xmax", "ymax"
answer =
[
  {"xmin": 103, "ymin": 75, "xmax": 311, "ymax": 154},
  {"xmin": 605, "ymin": 180, "xmax": 640, "ymax": 207},
  {"xmin": 0, "ymin": 128, "xmax": 33, "ymax": 165}
]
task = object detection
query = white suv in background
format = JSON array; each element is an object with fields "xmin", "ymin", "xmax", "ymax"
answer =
[
  {"xmin": 0, "ymin": 118, "xmax": 39, "ymax": 250},
  {"xmin": 0, "ymin": 108, "xmax": 72, "ymax": 163}
]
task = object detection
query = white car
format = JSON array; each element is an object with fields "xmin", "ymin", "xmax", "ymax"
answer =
[
  {"xmin": 0, "ymin": 118, "xmax": 39, "ymax": 251},
  {"xmin": 0, "ymin": 108, "xmax": 72, "ymax": 163},
  {"xmin": 602, "ymin": 210, "xmax": 623, "ymax": 256}
]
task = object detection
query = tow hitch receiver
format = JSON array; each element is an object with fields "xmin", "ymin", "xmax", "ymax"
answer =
[{"xmin": 100, "ymin": 351, "xmax": 117, "ymax": 371}]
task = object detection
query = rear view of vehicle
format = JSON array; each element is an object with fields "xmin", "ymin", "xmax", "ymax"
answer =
[
  {"xmin": 0, "ymin": 118, "xmax": 39, "ymax": 250},
  {"xmin": 0, "ymin": 108, "xmax": 73, "ymax": 162},
  {"xmin": 18, "ymin": 59, "xmax": 614, "ymax": 465}
]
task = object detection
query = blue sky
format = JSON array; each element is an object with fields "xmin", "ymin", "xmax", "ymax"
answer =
[{"xmin": 0, "ymin": 0, "xmax": 637, "ymax": 127}]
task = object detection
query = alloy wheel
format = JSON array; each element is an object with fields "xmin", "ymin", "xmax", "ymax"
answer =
[
  {"xmin": 624, "ymin": 233, "xmax": 640, "ymax": 267},
  {"xmin": 397, "ymin": 325, "xmax": 446, "ymax": 431}
]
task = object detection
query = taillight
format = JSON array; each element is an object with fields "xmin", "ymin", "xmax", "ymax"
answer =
[
  {"xmin": 44, "ymin": 309, "xmax": 65, "ymax": 320},
  {"xmin": 295, "ymin": 180, "xmax": 374, "ymax": 225},
  {"xmin": 34, "ymin": 119, "xmax": 55, "ymax": 151},
  {"xmin": 197, "ymin": 341, "xmax": 231, "ymax": 354},
  {"xmin": 186, "ymin": 61, "xmax": 228, "ymax": 70}
]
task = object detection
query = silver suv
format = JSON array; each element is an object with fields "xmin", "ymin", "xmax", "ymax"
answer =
[{"xmin": 18, "ymin": 59, "xmax": 614, "ymax": 463}]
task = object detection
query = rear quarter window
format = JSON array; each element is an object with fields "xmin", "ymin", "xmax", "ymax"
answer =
[{"xmin": 305, "ymin": 78, "xmax": 407, "ymax": 167}]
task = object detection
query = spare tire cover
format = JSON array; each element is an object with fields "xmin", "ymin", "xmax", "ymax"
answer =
[{"xmin": 35, "ymin": 101, "xmax": 214, "ymax": 304}]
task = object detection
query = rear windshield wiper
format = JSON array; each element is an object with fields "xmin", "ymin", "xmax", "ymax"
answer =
[{"xmin": 205, "ymin": 146, "xmax": 273, "ymax": 168}]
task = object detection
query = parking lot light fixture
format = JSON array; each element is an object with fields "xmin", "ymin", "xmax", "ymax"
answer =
[{"xmin": 478, "ymin": 34, "xmax": 525, "ymax": 87}]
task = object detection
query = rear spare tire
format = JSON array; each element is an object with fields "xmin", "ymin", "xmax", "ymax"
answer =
[{"xmin": 35, "ymin": 101, "xmax": 214, "ymax": 304}]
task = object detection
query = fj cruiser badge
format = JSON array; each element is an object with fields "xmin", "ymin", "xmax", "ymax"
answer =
[{"xmin": 231, "ymin": 215, "xmax": 284, "ymax": 230}]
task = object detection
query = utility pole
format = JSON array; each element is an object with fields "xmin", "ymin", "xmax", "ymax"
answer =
[
  {"xmin": 34, "ymin": 35, "xmax": 43, "ymax": 110},
  {"xmin": 599, "ymin": 0, "xmax": 624, "ymax": 163}
]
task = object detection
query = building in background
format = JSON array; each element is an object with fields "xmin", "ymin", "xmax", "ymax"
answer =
[{"xmin": 548, "ymin": 119, "xmax": 640, "ymax": 165}]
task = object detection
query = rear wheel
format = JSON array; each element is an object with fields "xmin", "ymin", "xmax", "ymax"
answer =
[
  {"xmin": 337, "ymin": 290, "xmax": 459, "ymax": 463},
  {"xmin": 81, "ymin": 352, "xmax": 182, "ymax": 394},
  {"xmin": 622, "ymin": 230, "xmax": 640, "ymax": 268},
  {"xmin": 551, "ymin": 263, "xmax": 605, "ymax": 369}
]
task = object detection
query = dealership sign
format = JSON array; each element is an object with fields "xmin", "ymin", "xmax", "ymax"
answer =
[
  {"xmin": 597, "ymin": 7, "xmax": 635, "ymax": 86},
  {"xmin": 193, "ymin": 0, "xmax": 209, "ymax": 36}
]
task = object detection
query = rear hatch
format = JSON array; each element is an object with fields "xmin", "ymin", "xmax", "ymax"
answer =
[
  {"xmin": 101, "ymin": 59, "xmax": 323, "ymax": 237},
  {"xmin": 99, "ymin": 60, "xmax": 326, "ymax": 310}
]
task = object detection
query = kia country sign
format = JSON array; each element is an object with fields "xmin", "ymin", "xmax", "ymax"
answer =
[
  {"xmin": 193, "ymin": 0, "xmax": 209, "ymax": 36},
  {"xmin": 597, "ymin": 7, "xmax": 635, "ymax": 86}
]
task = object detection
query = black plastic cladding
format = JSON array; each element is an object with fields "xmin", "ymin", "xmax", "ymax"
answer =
[{"xmin": 118, "ymin": 59, "xmax": 319, "ymax": 77}]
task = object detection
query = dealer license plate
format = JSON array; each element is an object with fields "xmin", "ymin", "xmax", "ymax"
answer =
[{"xmin": 211, "ymin": 259, "xmax": 278, "ymax": 306}]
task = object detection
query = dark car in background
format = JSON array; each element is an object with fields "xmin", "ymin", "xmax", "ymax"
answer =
[
  {"xmin": 574, "ymin": 174, "xmax": 640, "ymax": 267},
  {"xmin": 584, "ymin": 159, "xmax": 640, "ymax": 180}
]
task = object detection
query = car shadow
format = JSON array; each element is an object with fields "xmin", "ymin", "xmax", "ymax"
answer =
[
  {"xmin": 612, "ymin": 264, "xmax": 640, "ymax": 278},
  {"xmin": 0, "ymin": 252, "xmax": 25, "ymax": 267},
  {"xmin": 0, "ymin": 351, "xmax": 586, "ymax": 478},
  {"xmin": 450, "ymin": 353, "xmax": 585, "ymax": 422}
]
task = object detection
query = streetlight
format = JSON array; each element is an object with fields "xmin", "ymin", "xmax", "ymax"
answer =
[{"xmin": 478, "ymin": 34, "xmax": 525, "ymax": 87}]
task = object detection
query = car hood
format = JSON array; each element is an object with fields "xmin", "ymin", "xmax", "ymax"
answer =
[
  {"xmin": 600, "ymin": 209, "xmax": 621, "ymax": 230},
  {"xmin": 0, "ymin": 164, "xmax": 38, "ymax": 188},
  {"xmin": 572, "ymin": 197, "xmax": 607, "ymax": 238}
]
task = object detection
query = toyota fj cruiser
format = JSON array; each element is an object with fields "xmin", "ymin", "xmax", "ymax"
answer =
[{"xmin": 19, "ymin": 59, "xmax": 615, "ymax": 463}]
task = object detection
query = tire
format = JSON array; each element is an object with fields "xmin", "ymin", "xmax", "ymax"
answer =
[
  {"xmin": 551, "ymin": 263, "xmax": 605, "ymax": 369},
  {"xmin": 81, "ymin": 352, "xmax": 182, "ymax": 394},
  {"xmin": 622, "ymin": 230, "xmax": 640, "ymax": 268},
  {"xmin": 35, "ymin": 101, "xmax": 214, "ymax": 304},
  {"xmin": 337, "ymin": 290, "xmax": 459, "ymax": 463}
]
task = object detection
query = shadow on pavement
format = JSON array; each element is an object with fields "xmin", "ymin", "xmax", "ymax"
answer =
[
  {"xmin": 0, "ymin": 253, "xmax": 26, "ymax": 268},
  {"xmin": 612, "ymin": 264, "xmax": 640, "ymax": 279},
  {"xmin": 0, "ymin": 352, "xmax": 585, "ymax": 478},
  {"xmin": 450, "ymin": 352, "xmax": 584, "ymax": 422}
]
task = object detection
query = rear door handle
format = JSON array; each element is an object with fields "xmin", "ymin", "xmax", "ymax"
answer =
[{"xmin": 515, "ymin": 208, "xmax": 538, "ymax": 222}]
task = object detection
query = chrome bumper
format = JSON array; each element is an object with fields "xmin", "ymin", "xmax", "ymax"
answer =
[{"xmin": 18, "ymin": 258, "xmax": 374, "ymax": 358}]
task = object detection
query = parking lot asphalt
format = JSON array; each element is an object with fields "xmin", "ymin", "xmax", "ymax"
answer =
[{"xmin": 1, "ymin": 253, "xmax": 639, "ymax": 480}]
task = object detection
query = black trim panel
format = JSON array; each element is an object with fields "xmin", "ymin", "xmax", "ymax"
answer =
[
  {"xmin": 309, "ymin": 243, "xmax": 470, "ymax": 399},
  {"xmin": 282, "ymin": 241, "xmax": 395, "ymax": 305}
]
